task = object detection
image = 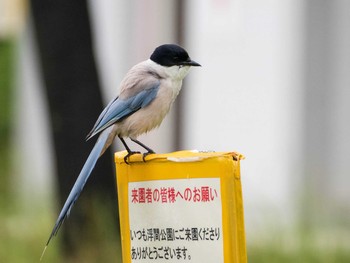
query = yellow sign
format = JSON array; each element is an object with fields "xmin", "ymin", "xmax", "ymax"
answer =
[{"xmin": 115, "ymin": 150, "xmax": 246, "ymax": 263}]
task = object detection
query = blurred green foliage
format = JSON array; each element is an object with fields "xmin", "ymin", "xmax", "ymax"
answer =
[
  {"xmin": 248, "ymin": 245, "xmax": 350, "ymax": 263},
  {"xmin": 0, "ymin": 41, "xmax": 13, "ymax": 135},
  {"xmin": 0, "ymin": 40, "xmax": 14, "ymax": 208},
  {"xmin": 248, "ymin": 235, "xmax": 350, "ymax": 263},
  {"xmin": 0, "ymin": 39, "xmax": 60, "ymax": 262}
]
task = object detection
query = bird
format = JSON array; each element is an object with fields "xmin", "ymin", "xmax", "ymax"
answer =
[{"xmin": 41, "ymin": 44, "xmax": 201, "ymax": 256}]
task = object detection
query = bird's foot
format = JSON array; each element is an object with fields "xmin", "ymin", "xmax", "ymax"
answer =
[
  {"xmin": 124, "ymin": 151, "xmax": 141, "ymax": 164},
  {"xmin": 142, "ymin": 150, "xmax": 155, "ymax": 162}
]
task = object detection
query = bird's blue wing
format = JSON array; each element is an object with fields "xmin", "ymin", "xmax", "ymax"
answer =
[
  {"xmin": 86, "ymin": 82, "xmax": 160, "ymax": 140},
  {"xmin": 86, "ymin": 96, "xmax": 119, "ymax": 139}
]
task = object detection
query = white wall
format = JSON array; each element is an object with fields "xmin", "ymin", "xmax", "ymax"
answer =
[
  {"xmin": 14, "ymin": 18, "xmax": 55, "ymax": 201},
  {"xmin": 183, "ymin": 0, "xmax": 304, "ymax": 233}
]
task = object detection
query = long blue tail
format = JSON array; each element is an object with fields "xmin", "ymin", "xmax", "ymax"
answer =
[{"xmin": 45, "ymin": 127, "xmax": 112, "ymax": 247}]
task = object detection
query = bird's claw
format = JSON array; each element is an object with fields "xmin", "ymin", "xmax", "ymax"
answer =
[
  {"xmin": 124, "ymin": 151, "xmax": 141, "ymax": 164},
  {"xmin": 142, "ymin": 150, "xmax": 155, "ymax": 162}
]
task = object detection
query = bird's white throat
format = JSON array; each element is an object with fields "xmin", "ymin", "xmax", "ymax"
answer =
[{"xmin": 147, "ymin": 59, "xmax": 192, "ymax": 81}]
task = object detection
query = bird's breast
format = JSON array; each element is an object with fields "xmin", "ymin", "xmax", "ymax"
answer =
[{"xmin": 113, "ymin": 80, "xmax": 182, "ymax": 138}]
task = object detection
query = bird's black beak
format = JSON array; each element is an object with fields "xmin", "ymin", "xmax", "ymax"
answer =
[{"xmin": 183, "ymin": 59, "xmax": 201, "ymax": 67}]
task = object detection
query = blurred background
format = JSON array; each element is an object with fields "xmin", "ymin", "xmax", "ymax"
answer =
[{"xmin": 1, "ymin": 0, "xmax": 350, "ymax": 262}]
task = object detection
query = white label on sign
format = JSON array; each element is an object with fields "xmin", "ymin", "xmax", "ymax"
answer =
[{"xmin": 128, "ymin": 178, "xmax": 223, "ymax": 262}]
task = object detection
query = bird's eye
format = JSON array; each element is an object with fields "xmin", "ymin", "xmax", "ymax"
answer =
[{"xmin": 173, "ymin": 56, "xmax": 179, "ymax": 60}]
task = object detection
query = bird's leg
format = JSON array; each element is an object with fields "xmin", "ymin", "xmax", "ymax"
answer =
[
  {"xmin": 119, "ymin": 136, "xmax": 140, "ymax": 164},
  {"xmin": 130, "ymin": 138, "xmax": 155, "ymax": 161},
  {"xmin": 130, "ymin": 138, "xmax": 155, "ymax": 153}
]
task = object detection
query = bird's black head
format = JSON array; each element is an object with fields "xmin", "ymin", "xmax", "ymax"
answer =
[{"xmin": 150, "ymin": 44, "xmax": 201, "ymax": 67}]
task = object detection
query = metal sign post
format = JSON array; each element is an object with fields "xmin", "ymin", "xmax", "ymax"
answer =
[{"xmin": 115, "ymin": 150, "xmax": 246, "ymax": 263}]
